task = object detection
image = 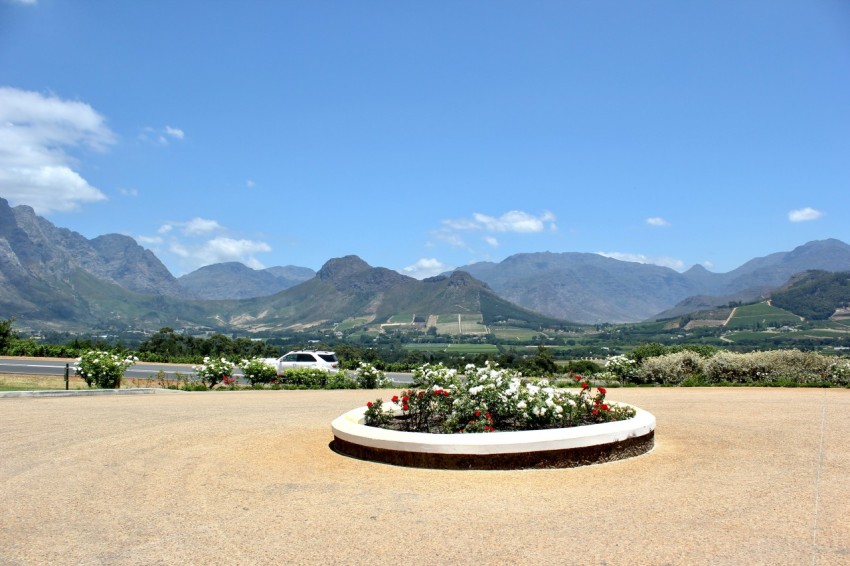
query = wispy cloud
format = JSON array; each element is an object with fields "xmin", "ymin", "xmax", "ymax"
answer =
[
  {"xmin": 401, "ymin": 258, "xmax": 451, "ymax": 279},
  {"xmin": 597, "ymin": 251, "xmax": 685, "ymax": 271},
  {"xmin": 245, "ymin": 179, "xmax": 256, "ymax": 189},
  {"xmin": 139, "ymin": 125, "xmax": 186, "ymax": 145},
  {"xmin": 646, "ymin": 216, "xmax": 670, "ymax": 227},
  {"xmin": 788, "ymin": 207, "xmax": 823, "ymax": 222},
  {"xmin": 141, "ymin": 217, "xmax": 271, "ymax": 273},
  {"xmin": 0, "ymin": 87, "xmax": 115, "ymax": 214},
  {"xmin": 444, "ymin": 210, "xmax": 557, "ymax": 233},
  {"xmin": 182, "ymin": 217, "xmax": 223, "ymax": 235},
  {"xmin": 434, "ymin": 209, "xmax": 556, "ymax": 249}
]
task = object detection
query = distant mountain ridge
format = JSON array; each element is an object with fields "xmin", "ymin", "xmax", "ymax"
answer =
[
  {"xmin": 454, "ymin": 239, "xmax": 850, "ymax": 323},
  {"xmin": 2, "ymin": 195, "xmax": 850, "ymax": 330},
  {"xmin": 177, "ymin": 262, "xmax": 314, "ymax": 299}
]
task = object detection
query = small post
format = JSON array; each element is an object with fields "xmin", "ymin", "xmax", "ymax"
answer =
[{"xmin": 65, "ymin": 363, "xmax": 70, "ymax": 390}]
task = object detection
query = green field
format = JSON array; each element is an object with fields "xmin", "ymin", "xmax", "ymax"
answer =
[
  {"xmin": 726, "ymin": 302, "xmax": 802, "ymax": 330},
  {"xmin": 403, "ymin": 343, "xmax": 499, "ymax": 354}
]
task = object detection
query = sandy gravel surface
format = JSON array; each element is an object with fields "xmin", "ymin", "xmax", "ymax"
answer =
[{"xmin": 1, "ymin": 388, "xmax": 848, "ymax": 565}]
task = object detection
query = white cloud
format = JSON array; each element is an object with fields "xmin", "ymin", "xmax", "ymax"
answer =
[
  {"xmin": 442, "ymin": 210, "xmax": 556, "ymax": 233},
  {"xmin": 119, "ymin": 188, "xmax": 138, "ymax": 197},
  {"xmin": 0, "ymin": 87, "xmax": 115, "ymax": 214},
  {"xmin": 182, "ymin": 217, "xmax": 224, "ymax": 235},
  {"xmin": 646, "ymin": 217, "xmax": 670, "ymax": 227},
  {"xmin": 164, "ymin": 126, "xmax": 184, "ymax": 140},
  {"xmin": 597, "ymin": 251, "xmax": 685, "ymax": 271},
  {"xmin": 484, "ymin": 236, "xmax": 499, "ymax": 247},
  {"xmin": 245, "ymin": 179, "xmax": 256, "ymax": 188},
  {"xmin": 9, "ymin": 0, "xmax": 37, "ymax": 5},
  {"xmin": 401, "ymin": 258, "xmax": 452, "ymax": 279},
  {"xmin": 788, "ymin": 207, "xmax": 823, "ymax": 222},
  {"xmin": 137, "ymin": 235, "xmax": 163, "ymax": 245},
  {"xmin": 196, "ymin": 237, "xmax": 271, "ymax": 268},
  {"xmin": 139, "ymin": 125, "xmax": 185, "ymax": 145}
]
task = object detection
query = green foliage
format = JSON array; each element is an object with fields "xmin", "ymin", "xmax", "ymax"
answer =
[
  {"xmin": 239, "ymin": 357, "xmax": 278, "ymax": 385},
  {"xmin": 563, "ymin": 359, "xmax": 603, "ymax": 374},
  {"xmin": 771, "ymin": 271, "xmax": 850, "ymax": 320},
  {"xmin": 192, "ymin": 356, "xmax": 236, "ymax": 388},
  {"xmin": 355, "ymin": 362, "xmax": 393, "ymax": 389},
  {"xmin": 277, "ymin": 368, "xmax": 331, "ymax": 388},
  {"xmin": 75, "ymin": 350, "xmax": 138, "ymax": 389},
  {"xmin": 0, "ymin": 318, "xmax": 14, "ymax": 354}
]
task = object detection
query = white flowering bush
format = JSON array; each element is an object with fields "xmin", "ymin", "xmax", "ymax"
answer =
[
  {"xmin": 356, "ymin": 362, "xmax": 393, "ymax": 389},
  {"xmin": 636, "ymin": 351, "xmax": 705, "ymax": 385},
  {"xmin": 701, "ymin": 350, "xmax": 833, "ymax": 385},
  {"xmin": 605, "ymin": 354, "xmax": 638, "ymax": 381},
  {"xmin": 193, "ymin": 356, "xmax": 236, "ymax": 388},
  {"xmin": 830, "ymin": 359, "xmax": 850, "ymax": 386},
  {"xmin": 364, "ymin": 362, "xmax": 635, "ymax": 433},
  {"xmin": 75, "ymin": 350, "xmax": 138, "ymax": 389},
  {"xmin": 240, "ymin": 357, "xmax": 278, "ymax": 385}
]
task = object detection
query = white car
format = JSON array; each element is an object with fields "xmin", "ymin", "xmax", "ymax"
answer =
[{"xmin": 265, "ymin": 350, "xmax": 340, "ymax": 374}]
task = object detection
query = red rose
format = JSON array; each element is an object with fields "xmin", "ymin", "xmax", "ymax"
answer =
[
  {"xmin": 601, "ymin": 404, "xmax": 610, "ymax": 411},
  {"xmin": 366, "ymin": 402, "xmax": 373, "ymax": 408},
  {"xmin": 474, "ymin": 410, "xmax": 481, "ymax": 417},
  {"xmin": 402, "ymin": 395, "xmax": 409, "ymax": 402},
  {"xmin": 592, "ymin": 409, "xmax": 599, "ymax": 416},
  {"xmin": 581, "ymin": 382, "xmax": 589, "ymax": 389},
  {"xmin": 402, "ymin": 404, "xmax": 409, "ymax": 411},
  {"xmin": 598, "ymin": 387, "xmax": 607, "ymax": 395},
  {"xmin": 391, "ymin": 395, "xmax": 399, "ymax": 403}
]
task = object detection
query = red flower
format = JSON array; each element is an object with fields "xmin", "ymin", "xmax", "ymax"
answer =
[
  {"xmin": 574, "ymin": 375, "xmax": 582, "ymax": 381},
  {"xmin": 366, "ymin": 401, "xmax": 373, "ymax": 408},
  {"xmin": 592, "ymin": 409, "xmax": 599, "ymax": 416},
  {"xmin": 391, "ymin": 395, "xmax": 399, "ymax": 403},
  {"xmin": 581, "ymin": 382, "xmax": 589, "ymax": 390},
  {"xmin": 402, "ymin": 404, "xmax": 409, "ymax": 411},
  {"xmin": 598, "ymin": 387, "xmax": 607, "ymax": 396},
  {"xmin": 443, "ymin": 390, "xmax": 450, "ymax": 397},
  {"xmin": 474, "ymin": 410, "xmax": 481, "ymax": 417},
  {"xmin": 601, "ymin": 404, "xmax": 610, "ymax": 411},
  {"xmin": 402, "ymin": 395, "xmax": 409, "ymax": 402}
]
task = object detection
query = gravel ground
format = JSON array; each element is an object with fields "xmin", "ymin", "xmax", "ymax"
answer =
[{"xmin": 1, "ymin": 387, "xmax": 848, "ymax": 565}]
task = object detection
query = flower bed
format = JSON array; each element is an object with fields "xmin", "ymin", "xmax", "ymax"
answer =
[
  {"xmin": 331, "ymin": 363, "xmax": 655, "ymax": 469},
  {"xmin": 331, "ymin": 402, "xmax": 655, "ymax": 470}
]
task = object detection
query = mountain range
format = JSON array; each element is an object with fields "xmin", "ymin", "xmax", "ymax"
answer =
[{"xmin": 2, "ymin": 196, "xmax": 850, "ymax": 332}]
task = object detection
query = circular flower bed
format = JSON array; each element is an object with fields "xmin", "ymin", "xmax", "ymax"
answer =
[{"xmin": 331, "ymin": 363, "xmax": 656, "ymax": 470}]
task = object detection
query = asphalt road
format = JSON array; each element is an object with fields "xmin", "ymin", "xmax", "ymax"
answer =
[{"xmin": 0, "ymin": 356, "xmax": 412, "ymax": 384}]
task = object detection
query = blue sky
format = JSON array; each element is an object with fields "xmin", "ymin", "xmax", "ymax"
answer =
[{"xmin": 1, "ymin": 1, "xmax": 848, "ymax": 278}]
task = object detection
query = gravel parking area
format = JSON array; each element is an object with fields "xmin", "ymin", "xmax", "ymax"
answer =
[{"xmin": 1, "ymin": 388, "xmax": 848, "ymax": 565}]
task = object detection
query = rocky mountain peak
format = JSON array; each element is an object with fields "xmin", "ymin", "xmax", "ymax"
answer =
[{"xmin": 317, "ymin": 255, "xmax": 371, "ymax": 281}]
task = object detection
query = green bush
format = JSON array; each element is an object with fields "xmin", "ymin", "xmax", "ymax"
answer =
[
  {"xmin": 355, "ymin": 362, "xmax": 393, "ymax": 389},
  {"xmin": 75, "ymin": 350, "xmax": 138, "ymax": 389},
  {"xmin": 239, "ymin": 357, "xmax": 278, "ymax": 385},
  {"xmin": 277, "ymin": 368, "xmax": 330, "ymax": 388}
]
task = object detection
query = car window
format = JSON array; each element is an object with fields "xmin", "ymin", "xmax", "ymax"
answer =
[
  {"xmin": 318, "ymin": 354, "xmax": 337, "ymax": 363},
  {"xmin": 296, "ymin": 353, "xmax": 316, "ymax": 362},
  {"xmin": 282, "ymin": 354, "xmax": 297, "ymax": 362}
]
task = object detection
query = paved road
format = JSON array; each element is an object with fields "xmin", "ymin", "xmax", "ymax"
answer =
[{"xmin": 0, "ymin": 356, "xmax": 412, "ymax": 384}]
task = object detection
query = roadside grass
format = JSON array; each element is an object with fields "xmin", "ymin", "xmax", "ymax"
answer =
[
  {"xmin": 0, "ymin": 373, "xmax": 90, "ymax": 391},
  {"xmin": 0, "ymin": 373, "xmax": 157, "ymax": 391}
]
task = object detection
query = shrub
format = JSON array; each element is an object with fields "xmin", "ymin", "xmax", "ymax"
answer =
[
  {"xmin": 239, "ymin": 357, "xmax": 278, "ymax": 385},
  {"xmin": 192, "ymin": 357, "xmax": 236, "ymax": 389},
  {"xmin": 636, "ymin": 351, "xmax": 704, "ymax": 385},
  {"xmin": 702, "ymin": 349, "xmax": 833, "ymax": 385},
  {"xmin": 356, "ymin": 362, "xmax": 393, "ymax": 389},
  {"xmin": 277, "ymin": 368, "xmax": 330, "ymax": 388},
  {"xmin": 605, "ymin": 355, "xmax": 638, "ymax": 381},
  {"xmin": 75, "ymin": 350, "xmax": 138, "ymax": 389},
  {"xmin": 325, "ymin": 370, "xmax": 359, "ymax": 389}
]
